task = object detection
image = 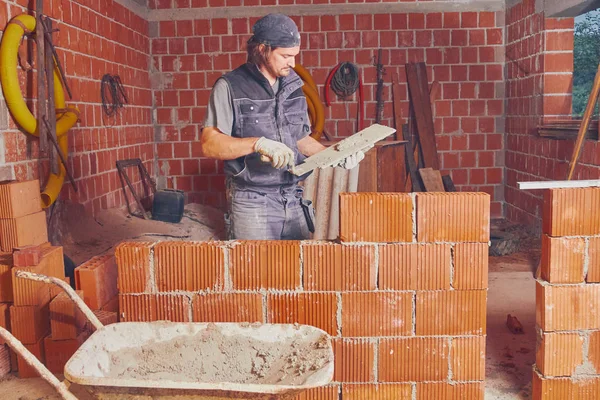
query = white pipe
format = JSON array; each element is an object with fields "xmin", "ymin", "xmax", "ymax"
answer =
[
  {"xmin": 327, "ymin": 168, "xmax": 347, "ymax": 240},
  {"xmin": 314, "ymin": 167, "xmax": 333, "ymax": 240}
]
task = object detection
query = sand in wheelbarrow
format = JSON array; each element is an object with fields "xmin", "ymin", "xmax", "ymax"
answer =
[{"xmin": 105, "ymin": 323, "xmax": 332, "ymax": 385}]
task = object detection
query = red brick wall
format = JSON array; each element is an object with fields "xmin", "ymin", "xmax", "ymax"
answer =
[
  {"xmin": 505, "ymin": 0, "xmax": 586, "ymax": 226},
  {"xmin": 0, "ymin": 0, "xmax": 153, "ymax": 216},
  {"xmin": 151, "ymin": 10, "xmax": 506, "ymax": 215}
]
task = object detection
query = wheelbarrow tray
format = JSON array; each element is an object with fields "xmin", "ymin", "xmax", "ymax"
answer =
[{"xmin": 64, "ymin": 321, "xmax": 334, "ymax": 400}]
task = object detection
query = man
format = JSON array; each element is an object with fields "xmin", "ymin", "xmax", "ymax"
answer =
[{"xmin": 200, "ymin": 13, "xmax": 365, "ymax": 240}]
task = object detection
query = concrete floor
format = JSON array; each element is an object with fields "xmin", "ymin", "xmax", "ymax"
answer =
[{"xmin": 0, "ymin": 251, "xmax": 539, "ymax": 400}]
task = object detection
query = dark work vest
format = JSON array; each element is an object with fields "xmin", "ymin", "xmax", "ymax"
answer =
[{"xmin": 220, "ymin": 63, "xmax": 310, "ymax": 187}]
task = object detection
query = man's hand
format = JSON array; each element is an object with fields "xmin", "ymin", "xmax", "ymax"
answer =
[
  {"xmin": 254, "ymin": 137, "xmax": 295, "ymax": 169},
  {"xmin": 336, "ymin": 151, "xmax": 366, "ymax": 170}
]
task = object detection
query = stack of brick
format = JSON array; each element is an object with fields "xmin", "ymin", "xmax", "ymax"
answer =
[
  {"xmin": 0, "ymin": 180, "xmax": 48, "ymax": 252},
  {"xmin": 11, "ymin": 245, "xmax": 66, "ymax": 378},
  {"xmin": 74, "ymin": 254, "xmax": 119, "ymax": 316},
  {"xmin": 115, "ymin": 192, "xmax": 490, "ymax": 399},
  {"xmin": 45, "ymin": 290, "xmax": 89, "ymax": 374},
  {"xmin": 534, "ymin": 188, "xmax": 600, "ymax": 399}
]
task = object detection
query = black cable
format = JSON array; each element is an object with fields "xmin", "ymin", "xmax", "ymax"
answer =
[
  {"xmin": 101, "ymin": 74, "xmax": 128, "ymax": 117},
  {"xmin": 330, "ymin": 62, "xmax": 360, "ymax": 98}
]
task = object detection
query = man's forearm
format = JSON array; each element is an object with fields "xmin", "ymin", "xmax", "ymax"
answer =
[
  {"xmin": 200, "ymin": 127, "xmax": 259, "ymax": 160},
  {"xmin": 297, "ymin": 135, "xmax": 326, "ymax": 157}
]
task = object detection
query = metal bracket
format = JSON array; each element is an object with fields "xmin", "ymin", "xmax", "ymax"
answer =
[{"xmin": 116, "ymin": 159, "xmax": 156, "ymax": 219}]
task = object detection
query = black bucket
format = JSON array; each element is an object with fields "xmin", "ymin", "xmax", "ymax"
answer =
[{"xmin": 152, "ymin": 189, "xmax": 185, "ymax": 223}]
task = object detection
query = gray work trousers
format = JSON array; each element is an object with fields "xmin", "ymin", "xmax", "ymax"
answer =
[{"xmin": 225, "ymin": 183, "xmax": 314, "ymax": 240}]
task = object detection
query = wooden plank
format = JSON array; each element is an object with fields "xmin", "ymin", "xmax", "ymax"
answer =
[
  {"xmin": 291, "ymin": 124, "xmax": 397, "ymax": 176},
  {"xmin": 419, "ymin": 168, "xmax": 445, "ymax": 192},
  {"xmin": 44, "ymin": 17, "xmax": 58, "ymax": 175},
  {"xmin": 403, "ymin": 127, "xmax": 423, "ymax": 192},
  {"xmin": 378, "ymin": 142, "xmax": 407, "ymax": 192},
  {"xmin": 519, "ymin": 179, "xmax": 600, "ymax": 190},
  {"xmin": 406, "ymin": 62, "xmax": 440, "ymax": 170},
  {"xmin": 567, "ymin": 63, "xmax": 600, "ymax": 180},
  {"xmin": 357, "ymin": 147, "xmax": 378, "ymax": 192},
  {"xmin": 36, "ymin": 0, "xmax": 47, "ymax": 157},
  {"xmin": 390, "ymin": 73, "xmax": 407, "ymax": 191},
  {"xmin": 442, "ymin": 175, "xmax": 456, "ymax": 192}
]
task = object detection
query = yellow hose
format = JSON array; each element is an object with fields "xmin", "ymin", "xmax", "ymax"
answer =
[
  {"xmin": 293, "ymin": 64, "xmax": 325, "ymax": 141},
  {"xmin": 0, "ymin": 14, "xmax": 79, "ymax": 207}
]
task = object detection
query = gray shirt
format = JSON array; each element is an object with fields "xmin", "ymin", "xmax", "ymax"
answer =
[{"xmin": 204, "ymin": 78, "xmax": 280, "ymax": 136}]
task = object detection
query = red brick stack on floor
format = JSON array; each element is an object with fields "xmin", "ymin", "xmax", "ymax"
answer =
[
  {"xmin": 534, "ymin": 187, "xmax": 600, "ymax": 399},
  {"xmin": 115, "ymin": 191, "xmax": 490, "ymax": 399}
]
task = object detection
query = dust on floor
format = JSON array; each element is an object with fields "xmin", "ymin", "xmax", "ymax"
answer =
[{"xmin": 48, "ymin": 201, "xmax": 226, "ymax": 265}]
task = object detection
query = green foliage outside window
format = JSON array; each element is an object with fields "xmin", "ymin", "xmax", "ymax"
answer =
[{"xmin": 573, "ymin": 12, "xmax": 600, "ymax": 117}]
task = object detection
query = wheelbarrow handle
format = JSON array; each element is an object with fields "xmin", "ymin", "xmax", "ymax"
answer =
[
  {"xmin": 15, "ymin": 271, "xmax": 104, "ymax": 331},
  {"xmin": 0, "ymin": 326, "xmax": 78, "ymax": 400}
]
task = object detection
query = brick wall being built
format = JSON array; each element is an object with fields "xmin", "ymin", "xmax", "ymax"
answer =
[
  {"xmin": 115, "ymin": 191, "xmax": 490, "ymax": 398},
  {"xmin": 534, "ymin": 187, "xmax": 600, "ymax": 399}
]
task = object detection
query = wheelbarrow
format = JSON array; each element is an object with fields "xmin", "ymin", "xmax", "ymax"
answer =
[{"xmin": 0, "ymin": 271, "xmax": 334, "ymax": 400}]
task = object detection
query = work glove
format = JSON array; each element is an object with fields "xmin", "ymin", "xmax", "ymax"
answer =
[
  {"xmin": 336, "ymin": 151, "xmax": 365, "ymax": 170},
  {"xmin": 254, "ymin": 137, "xmax": 295, "ymax": 169}
]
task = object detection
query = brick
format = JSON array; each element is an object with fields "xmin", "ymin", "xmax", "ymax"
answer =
[
  {"xmin": 100, "ymin": 296, "xmax": 119, "ymax": 313},
  {"xmin": 193, "ymin": 293, "xmax": 263, "ymax": 323},
  {"xmin": 416, "ymin": 382, "xmax": 485, "ymax": 400},
  {"xmin": 119, "ymin": 294, "xmax": 157, "ymax": 322},
  {"xmin": 13, "ymin": 246, "xmax": 44, "ymax": 267},
  {"xmin": 50, "ymin": 291, "xmax": 86, "ymax": 340},
  {"xmin": 379, "ymin": 243, "xmax": 451, "ymax": 290},
  {"xmin": 156, "ymin": 294, "xmax": 191, "ymax": 322},
  {"xmin": 75, "ymin": 255, "xmax": 118, "ymax": 310},
  {"xmin": 294, "ymin": 385, "xmax": 339, "ymax": 400},
  {"xmin": 92, "ymin": 310, "xmax": 118, "ymax": 327},
  {"xmin": 379, "ymin": 337, "xmax": 449, "ymax": 382},
  {"xmin": 10, "ymin": 304, "xmax": 49, "ymax": 344},
  {"xmin": 44, "ymin": 332, "xmax": 89, "ymax": 374},
  {"xmin": 341, "ymin": 383, "xmax": 412, "ymax": 399},
  {"xmin": 416, "ymin": 193, "xmax": 490, "ymax": 242},
  {"xmin": 12, "ymin": 246, "xmax": 64, "ymax": 306},
  {"xmin": 342, "ymin": 292, "xmax": 413, "ymax": 337},
  {"xmin": 154, "ymin": 241, "xmax": 224, "ymax": 291},
  {"xmin": 532, "ymin": 370, "xmax": 600, "ymax": 400},
  {"xmin": 587, "ymin": 237, "xmax": 600, "ymax": 283},
  {"xmin": 302, "ymin": 242, "xmax": 376, "ymax": 291},
  {"xmin": 115, "ymin": 241, "xmax": 155, "ymax": 293},
  {"xmin": 0, "ymin": 211, "xmax": 48, "ymax": 252},
  {"xmin": 268, "ymin": 293, "xmax": 337, "ymax": 336},
  {"xmin": 536, "ymin": 282, "xmax": 600, "ymax": 331},
  {"xmin": 543, "ymin": 188, "xmax": 600, "ymax": 236},
  {"xmin": 0, "ymin": 253, "xmax": 13, "ymax": 302},
  {"xmin": 0, "ymin": 180, "xmax": 42, "ymax": 218},
  {"xmin": 0, "ymin": 303, "xmax": 10, "ymax": 345},
  {"xmin": 333, "ymin": 339, "xmax": 375, "ymax": 382},
  {"xmin": 541, "ymin": 235, "xmax": 585, "ymax": 283},
  {"xmin": 590, "ymin": 331, "xmax": 600, "ymax": 374},
  {"xmin": 229, "ymin": 241, "xmax": 300, "ymax": 290},
  {"xmin": 536, "ymin": 332, "xmax": 583, "ymax": 377},
  {"xmin": 451, "ymin": 336, "xmax": 486, "ymax": 380},
  {"xmin": 416, "ymin": 290, "xmax": 487, "ymax": 335},
  {"xmin": 453, "ymin": 243, "xmax": 489, "ymax": 289},
  {"xmin": 17, "ymin": 337, "xmax": 45, "ymax": 378},
  {"xmin": 340, "ymin": 193, "xmax": 413, "ymax": 243},
  {"xmin": 0, "ymin": 345, "xmax": 9, "ymax": 377}
]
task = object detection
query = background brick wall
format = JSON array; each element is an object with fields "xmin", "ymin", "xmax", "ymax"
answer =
[
  {"xmin": 0, "ymin": 0, "xmax": 153, "ymax": 216},
  {"xmin": 115, "ymin": 192, "xmax": 490, "ymax": 399},
  {"xmin": 150, "ymin": 8, "xmax": 506, "ymax": 215},
  {"xmin": 504, "ymin": 0, "xmax": 598, "ymax": 226}
]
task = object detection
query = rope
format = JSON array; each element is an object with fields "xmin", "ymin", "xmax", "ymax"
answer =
[
  {"xmin": 329, "ymin": 62, "xmax": 360, "ymax": 99},
  {"xmin": 101, "ymin": 74, "xmax": 128, "ymax": 117}
]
